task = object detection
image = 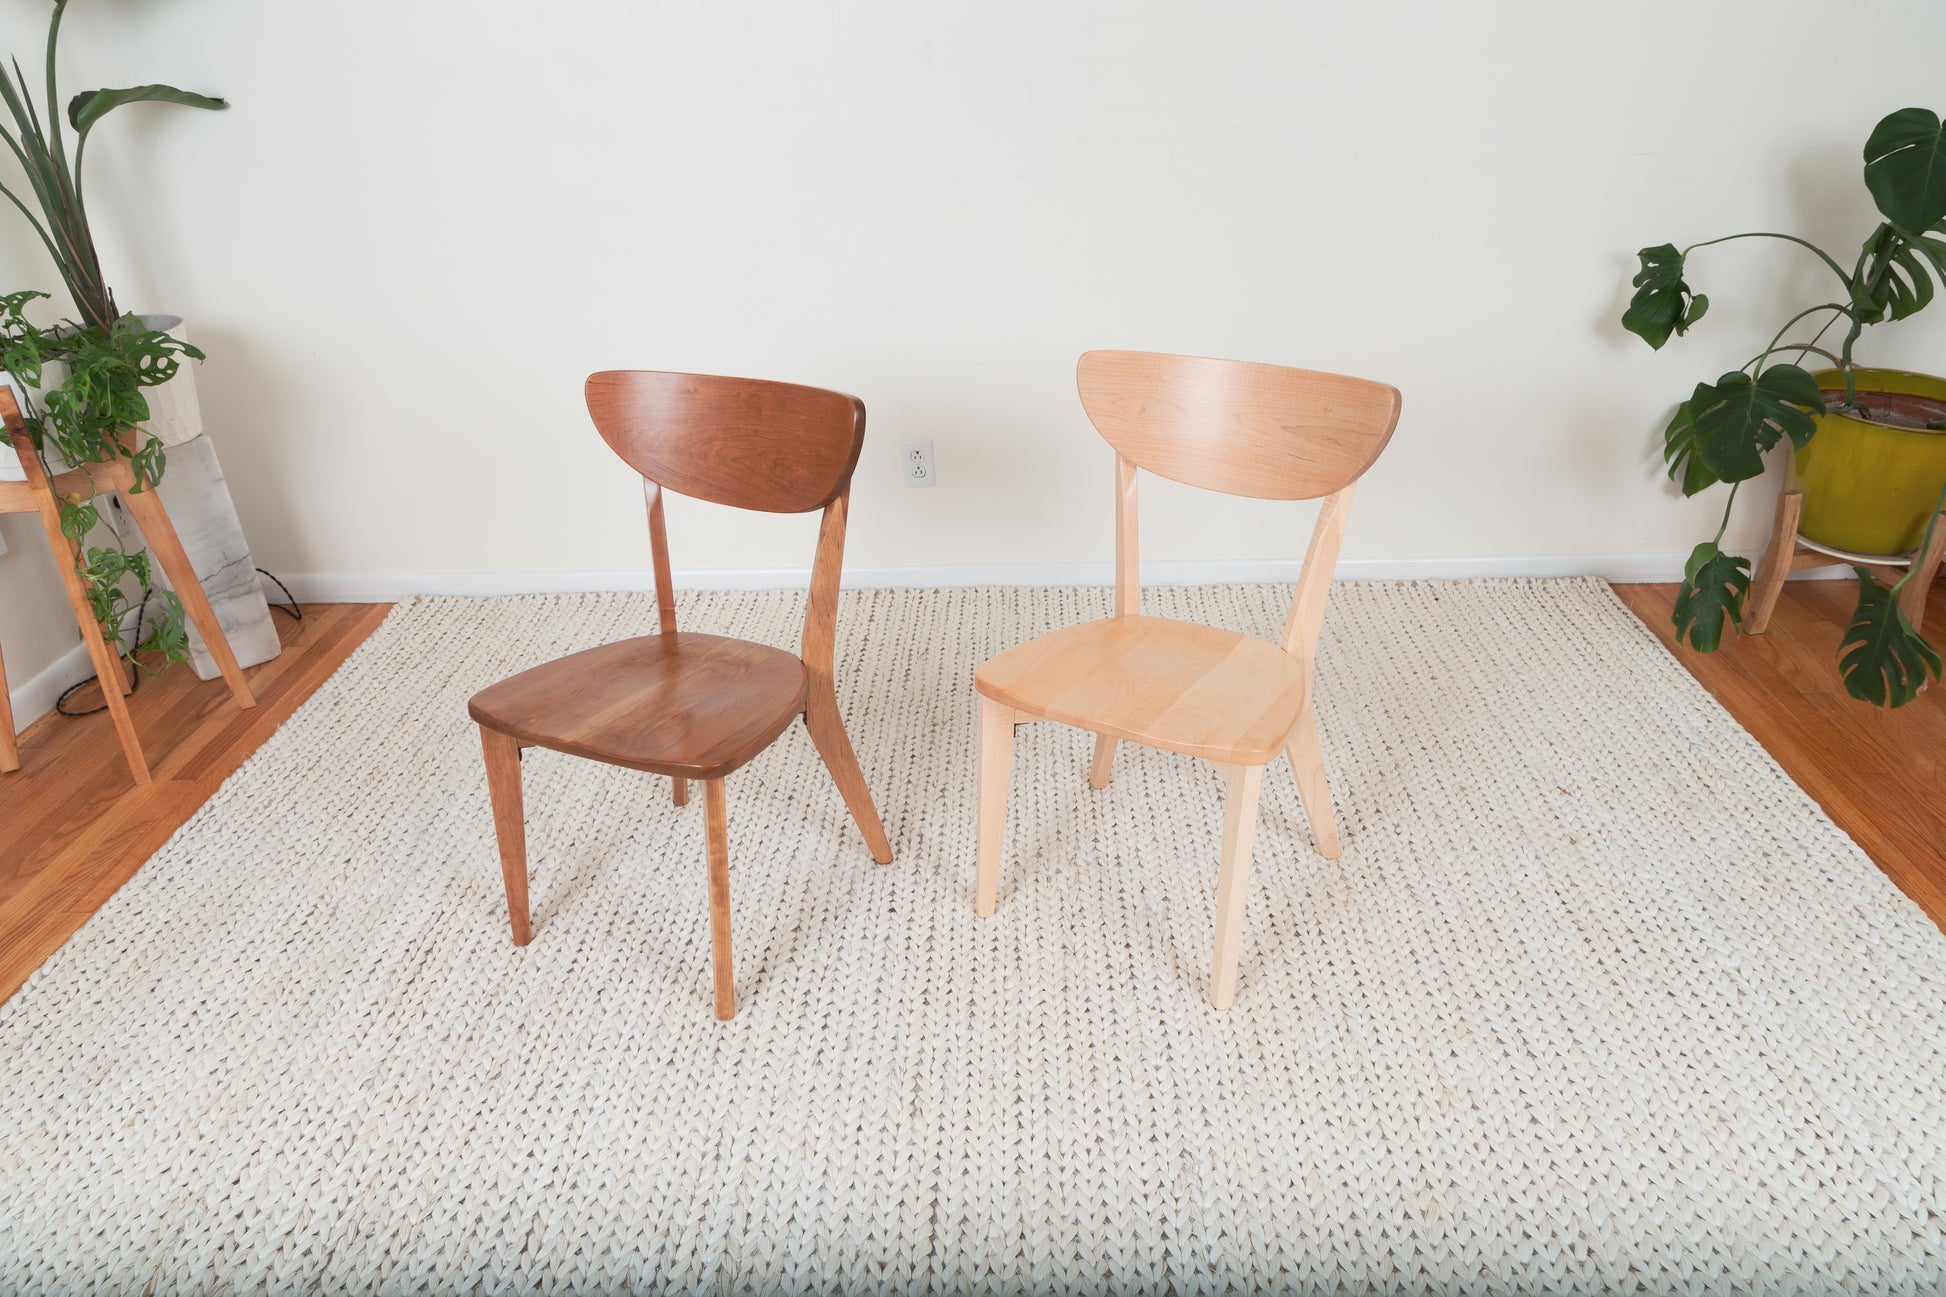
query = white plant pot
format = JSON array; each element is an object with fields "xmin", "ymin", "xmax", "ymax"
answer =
[{"xmin": 0, "ymin": 313, "xmax": 282, "ymax": 679}]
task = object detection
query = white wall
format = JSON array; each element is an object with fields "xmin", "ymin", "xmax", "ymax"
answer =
[{"xmin": 6, "ymin": 0, "xmax": 1946, "ymax": 713}]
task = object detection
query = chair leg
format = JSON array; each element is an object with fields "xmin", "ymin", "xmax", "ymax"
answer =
[
  {"xmin": 1746, "ymin": 489, "xmax": 1803, "ymax": 637},
  {"xmin": 974, "ymin": 694, "xmax": 1016, "ymax": 917},
  {"xmin": 117, "ymin": 483, "xmax": 257, "ymax": 710},
  {"xmin": 672, "ymin": 776, "xmax": 689, "ymax": 806},
  {"xmin": 1285, "ymin": 702, "xmax": 1340, "ymax": 860},
  {"xmin": 1087, "ymin": 734, "xmax": 1116, "ymax": 789},
  {"xmin": 1210, "ymin": 762, "xmax": 1263, "ymax": 1011},
  {"xmin": 0, "ymin": 634, "xmax": 17, "ymax": 773},
  {"xmin": 480, "ymin": 727, "xmax": 531, "ymax": 945},
  {"xmin": 804, "ymin": 688, "xmax": 893, "ymax": 863},
  {"xmin": 704, "ymin": 778, "xmax": 736, "ymax": 1020}
]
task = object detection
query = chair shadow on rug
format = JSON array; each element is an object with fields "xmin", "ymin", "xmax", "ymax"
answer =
[
  {"xmin": 975, "ymin": 350, "xmax": 1401, "ymax": 1010},
  {"xmin": 468, "ymin": 371, "xmax": 895, "ymax": 1020}
]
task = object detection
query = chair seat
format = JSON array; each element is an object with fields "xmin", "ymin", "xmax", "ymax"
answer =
[
  {"xmin": 976, "ymin": 615, "xmax": 1309, "ymax": 764},
  {"xmin": 468, "ymin": 632, "xmax": 809, "ymax": 779}
]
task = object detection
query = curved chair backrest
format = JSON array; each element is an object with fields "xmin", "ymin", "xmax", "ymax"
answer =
[
  {"xmin": 1075, "ymin": 350, "xmax": 1400, "ymax": 501},
  {"xmin": 585, "ymin": 370, "xmax": 867, "ymax": 514}
]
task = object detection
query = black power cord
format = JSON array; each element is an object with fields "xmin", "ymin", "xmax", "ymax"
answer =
[{"xmin": 54, "ymin": 569, "xmax": 302, "ymax": 717}]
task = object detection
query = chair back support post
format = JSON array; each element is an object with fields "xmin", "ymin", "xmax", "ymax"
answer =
[
  {"xmin": 801, "ymin": 490, "xmax": 851, "ymax": 686},
  {"xmin": 1281, "ymin": 483, "xmax": 1356, "ymax": 673},
  {"xmin": 1111, "ymin": 453, "xmax": 1139, "ymax": 617},
  {"xmin": 642, "ymin": 479, "xmax": 677, "ymax": 635}
]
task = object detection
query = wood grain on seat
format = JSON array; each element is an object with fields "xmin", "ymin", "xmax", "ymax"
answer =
[
  {"xmin": 977, "ymin": 616, "xmax": 1309, "ymax": 764},
  {"xmin": 467, "ymin": 634, "xmax": 808, "ymax": 779}
]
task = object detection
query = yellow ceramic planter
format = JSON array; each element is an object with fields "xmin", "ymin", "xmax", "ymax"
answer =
[{"xmin": 1789, "ymin": 368, "xmax": 1946, "ymax": 556}]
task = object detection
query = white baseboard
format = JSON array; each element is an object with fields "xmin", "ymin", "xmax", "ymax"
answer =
[
  {"xmin": 7, "ymin": 640, "xmax": 93, "ymax": 735},
  {"xmin": 277, "ymin": 552, "xmax": 1856, "ymax": 603}
]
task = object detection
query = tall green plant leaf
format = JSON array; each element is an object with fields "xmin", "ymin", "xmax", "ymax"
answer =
[
  {"xmin": 1853, "ymin": 224, "xmax": 1937, "ymax": 323},
  {"xmin": 1622, "ymin": 243, "xmax": 1707, "ymax": 349},
  {"xmin": 1838, "ymin": 569, "xmax": 1942, "ymax": 706},
  {"xmin": 67, "ymin": 83, "xmax": 226, "ymax": 141},
  {"xmin": 1684, "ymin": 366, "xmax": 1824, "ymax": 484},
  {"xmin": 1672, "ymin": 542, "xmax": 1750, "ymax": 652},
  {"xmin": 1864, "ymin": 108, "xmax": 1946, "ymax": 234},
  {"xmin": 1661, "ymin": 400, "xmax": 1719, "ymax": 496}
]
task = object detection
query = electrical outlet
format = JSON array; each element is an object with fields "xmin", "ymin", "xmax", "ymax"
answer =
[{"xmin": 901, "ymin": 438, "xmax": 935, "ymax": 488}]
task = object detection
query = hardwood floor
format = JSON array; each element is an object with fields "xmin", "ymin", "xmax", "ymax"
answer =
[
  {"xmin": 1, "ymin": 581, "xmax": 1940, "ymax": 1008},
  {"xmin": 1614, "ymin": 578, "xmax": 1946, "ymax": 928},
  {"xmin": 0, "ymin": 603, "xmax": 391, "ymax": 1003}
]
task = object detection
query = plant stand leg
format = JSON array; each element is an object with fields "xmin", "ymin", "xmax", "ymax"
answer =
[
  {"xmin": 1897, "ymin": 511, "xmax": 1946, "ymax": 630},
  {"xmin": 1746, "ymin": 490, "xmax": 1803, "ymax": 637},
  {"xmin": 0, "ymin": 634, "xmax": 17, "ymax": 773},
  {"xmin": 118, "ymin": 484, "xmax": 256, "ymax": 710}
]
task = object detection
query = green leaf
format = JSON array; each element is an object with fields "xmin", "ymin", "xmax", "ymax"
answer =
[
  {"xmin": 1661, "ymin": 399, "xmax": 1719, "ymax": 496},
  {"xmin": 66, "ymin": 83, "xmax": 226, "ymax": 142},
  {"xmin": 1853, "ymin": 224, "xmax": 1937, "ymax": 323},
  {"xmin": 1672, "ymin": 542, "xmax": 1750, "ymax": 652},
  {"xmin": 1838, "ymin": 569, "xmax": 1943, "ymax": 706},
  {"xmin": 1864, "ymin": 107, "xmax": 1946, "ymax": 234},
  {"xmin": 1684, "ymin": 366, "xmax": 1825, "ymax": 483},
  {"xmin": 1622, "ymin": 243, "xmax": 1706, "ymax": 349}
]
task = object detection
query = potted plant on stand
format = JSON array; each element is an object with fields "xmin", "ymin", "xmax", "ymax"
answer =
[
  {"xmin": 0, "ymin": 0, "xmax": 279, "ymax": 690},
  {"xmin": 1622, "ymin": 105, "xmax": 1946, "ymax": 707}
]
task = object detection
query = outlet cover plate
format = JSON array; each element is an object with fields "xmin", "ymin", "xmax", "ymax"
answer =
[{"xmin": 901, "ymin": 438, "xmax": 935, "ymax": 488}]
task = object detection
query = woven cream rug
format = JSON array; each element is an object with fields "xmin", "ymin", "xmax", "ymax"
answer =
[{"xmin": 2, "ymin": 580, "xmax": 1943, "ymax": 1295}]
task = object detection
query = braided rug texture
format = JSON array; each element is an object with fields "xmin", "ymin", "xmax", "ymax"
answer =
[{"xmin": 1, "ymin": 579, "xmax": 1943, "ymax": 1295}]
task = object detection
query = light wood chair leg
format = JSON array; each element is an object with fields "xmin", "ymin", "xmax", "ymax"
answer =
[
  {"xmin": 0, "ymin": 634, "xmax": 17, "ymax": 773},
  {"xmin": 1284, "ymin": 702, "xmax": 1340, "ymax": 859},
  {"xmin": 1210, "ymin": 762, "xmax": 1263, "ymax": 1011},
  {"xmin": 29, "ymin": 486, "xmax": 149, "ymax": 784},
  {"xmin": 1746, "ymin": 489, "xmax": 1803, "ymax": 637},
  {"xmin": 804, "ymin": 688, "xmax": 893, "ymax": 863},
  {"xmin": 672, "ymin": 776, "xmax": 689, "ymax": 806},
  {"xmin": 974, "ymin": 694, "xmax": 1016, "ymax": 917},
  {"xmin": 703, "ymin": 778, "xmax": 736, "ymax": 1020},
  {"xmin": 1897, "ymin": 511, "xmax": 1946, "ymax": 630},
  {"xmin": 1087, "ymin": 734, "xmax": 1116, "ymax": 789},
  {"xmin": 480, "ymin": 727, "xmax": 531, "ymax": 946},
  {"xmin": 117, "ymin": 484, "xmax": 256, "ymax": 710}
]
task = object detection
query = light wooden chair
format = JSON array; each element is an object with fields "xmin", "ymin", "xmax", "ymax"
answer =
[
  {"xmin": 974, "ymin": 350, "xmax": 1401, "ymax": 1009},
  {"xmin": 467, "ymin": 371, "xmax": 895, "ymax": 1020},
  {"xmin": 0, "ymin": 388, "xmax": 256, "ymax": 784}
]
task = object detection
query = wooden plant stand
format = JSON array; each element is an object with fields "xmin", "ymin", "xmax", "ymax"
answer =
[
  {"xmin": 1746, "ymin": 489, "xmax": 1946, "ymax": 636},
  {"xmin": 0, "ymin": 388, "xmax": 255, "ymax": 785}
]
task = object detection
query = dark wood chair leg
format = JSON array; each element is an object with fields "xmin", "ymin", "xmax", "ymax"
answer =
[
  {"xmin": 804, "ymin": 689, "xmax": 893, "ymax": 863},
  {"xmin": 480, "ymin": 726, "xmax": 531, "ymax": 945},
  {"xmin": 704, "ymin": 778, "xmax": 735, "ymax": 1020},
  {"xmin": 672, "ymin": 776, "xmax": 689, "ymax": 806},
  {"xmin": 1746, "ymin": 489, "xmax": 1803, "ymax": 637}
]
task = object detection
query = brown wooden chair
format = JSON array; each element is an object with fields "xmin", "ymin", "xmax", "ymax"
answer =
[
  {"xmin": 974, "ymin": 350, "xmax": 1401, "ymax": 1009},
  {"xmin": 467, "ymin": 371, "xmax": 894, "ymax": 1020},
  {"xmin": 0, "ymin": 389, "xmax": 256, "ymax": 784}
]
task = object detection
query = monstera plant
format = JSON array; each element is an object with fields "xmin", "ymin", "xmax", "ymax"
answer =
[
  {"xmin": 1623, "ymin": 106, "xmax": 1946, "ymax": 707},
  {"xmin": 0, "ymin": 0, "xmax": 224, "ymax": 665}
]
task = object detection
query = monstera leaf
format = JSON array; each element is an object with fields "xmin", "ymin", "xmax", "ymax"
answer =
[
  {"xmin": 1683, "ymin": 366, "xmax": 1823, "ymax": 484},
  {"xmin": 1864, "ymin": 108, "xmax": 1946, "ymax": 234},
  {"xmin": 1853, "ymin": 224, "xmax": 1938, "ymax": 323},
  {"xmin": 1838, "ymin": 570, "xmax": 1942, "ymax": 706},
  {"xmin": 67, "ymin": 83, "xmax": 226, "ymax": 144},
  {"xmin": 1661, "ymin": 401, "xmax": 1719, "ymax": 496},
  {"xmin": 1622, "ymin": 244, "xmax": 1708, "ymax": 349},
  {"xmin": 1672, "ymin": 542, "xmax": 1751, "ymax": 652}
]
